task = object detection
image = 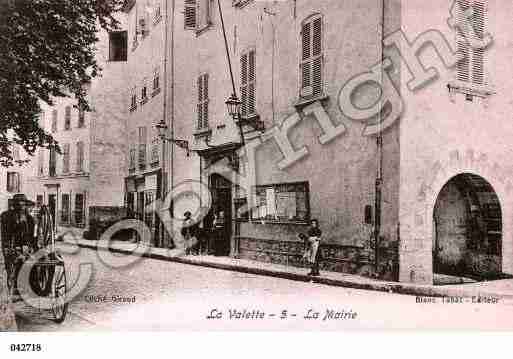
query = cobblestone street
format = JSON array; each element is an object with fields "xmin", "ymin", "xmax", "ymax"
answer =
[{"xmin": 13, "ymin": 244, "xmax": 513, "ymax": 331}]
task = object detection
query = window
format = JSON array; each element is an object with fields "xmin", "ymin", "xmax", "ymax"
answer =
[
  {"xmin": 12, "ymin": 144, "xmax": 20, "ymax": 163},
  {"xmin": 36, "ymin": 195, "xmax": 44, "ymax": 207},
  {"xmin": 141, "ymin": 79, "xmax": 148, "ymax": 104},
  {"xmin": 197, "ymin": 73, "xmax": 209, "ymax": 130},
  {"xmin": 109, "ymin": 31, "xmax": 128, "ymax": 61},
  {"xmin": 153, "ymin": 66, "xmax": 160, "ymax": 94},
  {"xmin": 74, "ymin": 193, "xmax": 85, "ymax": 226},
  {"xmin": 51, "ymin": 110, "xmax": 58, "ymax": 132},
  {"xmin": 300, "ymin": 14, "xmax": 323, "ymax": 99},
  {"xmin": 64, "ymin": 106, "xmax": 71, "ymax": 130},
  {"xmin": 150, "ymin": 139, "xmax": 159, "ymax": 167},
  {"xmin": 38, "ymin": 149, "xmax": 44, "ymax": 176},
  {"xmin": 76, "ymin": 141, "xmax": 84, "ymax": 172},
  {"xmin": 233, "ymin": 0, "xmax": 253, "ymax": 7},
  {"xmin": 456, "ymin": 0, "xmax": 486, "ymax": 85},
  {"xmin": 241, "ymin": 49, "xmax": 256, "ymax": 117},
  {"xmin": 250, "ymin": 182, "xmax": 310, "ymax": 223},
  {"xmin": 144, "ymin": 190, "xmax": 156, "ymax": 228},
  {"xmin": 130, "ymin": 87, "xmax": 137, "ymax": 111},
  {"xmin": 154, "ymin": 0, "xmax": 162, "ymax": 23},
  {"xmin": 6, "ymin": 172, "xmax": 20, "ymax": 193},
  {"xmin": 129, "ymin": 146, "xmax": 136, "ymax": 172},
  {"xmin": 61, "ymin": 193, "xmax": 70, "ymax": 224},
  {"xmin": 138, "ymin": 126, "xmax": 147, "ymax": 169},
  {"xmin": 184, "ymin": 0, "xmax": 196, "ymax": 29},
  {"xmin": 196, "ymin": 0, "xmax": 211, "ymax": 31},
  {"xmin": 78, "ymin": 106, "xmax": 85, "ymax": 128},
  {"xmin": 49, "ymin": 146, "xmax": 57, "ymax": 177},
  {"xmin": 62, "ymin": 143, "xmax": 70, "ymax": 173}
]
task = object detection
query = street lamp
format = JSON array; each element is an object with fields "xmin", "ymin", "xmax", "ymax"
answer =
[
  {"xmin": 225, "ymin": 94, "xmax": 242, "ymax": 118},
  {"xmin": 155, "ymin": 118, "xmax": 190, "ymax": 157},
  {"xmin": 225, "ymin": 93, "xmax": 245, "ymax": 147}
]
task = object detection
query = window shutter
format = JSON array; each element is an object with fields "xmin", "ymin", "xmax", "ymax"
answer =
[
  {"xmin": 65, "ymin": 106, "xmax": 71, "ymax": 130},
  {"xmin": 63, "ymin": 143, "xmax": 70, "ymax": 173},
  {"xmin": 301, "ymin": 21, "xmax": 312, "ymax": 93},
  {"xmin": 300, "ymin": 16, "xmax": 323, "ymax": 98},
  {"xmin": 202, "ymin": 74, "xmax": 209, "ymax": 129},
  {"xmin": 240, "ymin": 53, "xmax": 248, "ymax": 117},
  {"xmin": 76, "ymin": 142, "xmax": 84, "ymax": 172},
  {"xmin": 471, "ymin": 1, "xmax": 485, "ymax": 85},
  {"xmin": 248, "ymin": 50, "xmax": 256, "ymax": 115},
  {"xmin": 185, "ymin": 0, "xmax": 197, "ymax": 29},
  {"xmin": 197, "ymin": 75, "xmax": 203, "ymax": 129},
  {"xmin": 312, "ymin": 17, "xmax": 323, "ymax": 97},
  {"xmin": 52, "ymin": 110, "xmax": 58, "ymax": 132},
  {"xmin": 197, "ymin": 0, "xmax": 210, "ymax": 30},
  {"xmin": 456, "ymin": 0, "xmax": 486, "ymax": 85}
]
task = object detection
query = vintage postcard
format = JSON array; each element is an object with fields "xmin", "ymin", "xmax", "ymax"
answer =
[{"xmin": 1, "ymin": 0, "xmax": 513, "ymax": 339}]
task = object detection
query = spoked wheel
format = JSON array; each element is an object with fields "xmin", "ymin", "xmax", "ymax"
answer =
[{"xmin": 51, "ymin": 264, "xmax": 68, "ymax": 323}]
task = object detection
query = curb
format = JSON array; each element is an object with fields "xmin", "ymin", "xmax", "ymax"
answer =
[{"xmin": 65, "ymin": 241, "xmax": 513, "ymax": 300}]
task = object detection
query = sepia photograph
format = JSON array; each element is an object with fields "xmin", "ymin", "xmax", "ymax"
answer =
[{"xmin": 1, "ymin": 0, "xmax": 513, "ymax": 352}]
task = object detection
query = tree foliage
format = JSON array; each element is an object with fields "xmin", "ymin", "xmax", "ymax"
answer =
[{"xmin": 0, "ymin": 0, "xmax": 124, "ymax": 167}]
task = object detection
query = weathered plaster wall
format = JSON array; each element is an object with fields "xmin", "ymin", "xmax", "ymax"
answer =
[{"xmin": 399, "ymin": 0, "xmax": 513, "ymax": 284}]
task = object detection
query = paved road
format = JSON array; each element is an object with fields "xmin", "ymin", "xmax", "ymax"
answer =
[{"xmin": 14, "ymin": 244, "xmax": 513, "ymax": 331}]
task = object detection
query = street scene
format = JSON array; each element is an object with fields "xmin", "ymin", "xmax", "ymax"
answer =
[
  {"xmin": 3, "ymin": 0, "xmax": 513, "ymax": 333},
  {"xmin": 13, "ymin": 244, "xmax": 513, "ymax": 331}
]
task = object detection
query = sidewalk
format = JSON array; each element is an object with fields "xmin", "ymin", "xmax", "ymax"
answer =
[{"xmin": 62, "ymin": 238, "xmax": 513, "ymax": 301}]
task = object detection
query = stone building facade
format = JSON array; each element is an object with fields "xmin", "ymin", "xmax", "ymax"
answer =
[
  {"xmin": 20, "ymin": 14, "xmax": 130, "ymax": 240},
  {"xmin": 23, "ymin": 96, "xmax": 92, "ymax": 237},
  {"xmin": 398, "ymin": 0, "xmax": 513, "ymax": 284},
  {"xmin": 121, "ymin": 0, "xmax": 167, "ymax": 246},
  {"xmin": 168, "ymin": 0, "xmax": 401, "ymax": 277}
]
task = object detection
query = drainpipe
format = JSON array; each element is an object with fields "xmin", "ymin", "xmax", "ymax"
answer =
[
  {"xmin": 160, "ymin": 0, "xmax": 174, "ymax": 247},
  {"xmin": 374, "ymin": 0, "xmax": 385, "ymax": 273}
]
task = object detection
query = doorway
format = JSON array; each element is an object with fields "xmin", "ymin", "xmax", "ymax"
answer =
[
  {"xmin": 48, "ymin": 194, "xmax": 57, "ymax": 228},
  {"xmin": 433, "ymin": 173, "xmax": 502, "ymax": 282},
  {"xmin": 209, "ymin": 174, "xmax": 232, "ymax": 256}
]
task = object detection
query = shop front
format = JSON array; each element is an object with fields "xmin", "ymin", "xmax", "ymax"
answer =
[{"xmin": 125, "ymin": 169, "xmax": 162, "ymax": 246}]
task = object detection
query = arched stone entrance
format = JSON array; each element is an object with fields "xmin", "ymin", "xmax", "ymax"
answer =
[{"xmin": 433, "ymin": 173, "xmax": 502, "ymax": 281}]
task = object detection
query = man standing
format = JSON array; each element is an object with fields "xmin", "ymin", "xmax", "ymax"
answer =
[
  {"xmin": 1, "ymin": 194, "xmax": 36, "ymax": 297},
  {"xmin": 181, "ymin": 211, "xmax": 199, "ymax": 255}
]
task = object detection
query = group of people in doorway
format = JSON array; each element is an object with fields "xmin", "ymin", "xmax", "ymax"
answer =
[
  {"xmin": 181, "ymin": 209, "xmax": 323, "ymax": 277},
  {"xmin": 181, "ymin": 209, "xmax": 227, "ymax": 256}
]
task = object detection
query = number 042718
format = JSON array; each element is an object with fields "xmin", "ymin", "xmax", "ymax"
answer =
[{"xmin": 10, "ymin": 344, "xmax": 42, "ymax": 352}]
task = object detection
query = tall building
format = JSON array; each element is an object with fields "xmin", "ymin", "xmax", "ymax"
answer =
[
  {"xmin": 24, "ymin": 97, "xmax": 91, "ymax": 235},
  {"xmin": 399, "ymin": 0, "xmax": 513, "ymax": 284},
  {"xmin": 121, "ymin": 0, "xmax": 167, "ymax": 246},
  {"xmin": 168, "ymin": 0, "xmax": 401, "ymax": 277},
  {"xmin": 22, "ymin": 14, "xmax": 130, "ymax": 239}
]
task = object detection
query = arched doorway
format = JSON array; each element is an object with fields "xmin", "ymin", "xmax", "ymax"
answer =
[
  {"xmin": 433, "ymin": 173, "xmax": 502, "ymax": 281},
  {"xmin": 209, "ymin": 173, "xmax": 232, "ymax": 256}
]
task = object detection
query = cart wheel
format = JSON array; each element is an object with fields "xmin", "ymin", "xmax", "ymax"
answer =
[{"xmin": 51, "ymin": 265, "xmax": 68, "ymax": 323}]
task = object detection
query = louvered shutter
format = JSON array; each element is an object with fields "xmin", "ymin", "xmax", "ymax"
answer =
[
  {"xmin": 471, "ymin": 1, "xmax": 485, "ymax": 85},
  {"xmin": 76, "ymin": 142, "xmax": 84, "ymax": 172},
  {"xmin": 248, "ymin": 50, "xmax": 256, "ymax": 114},
  {"xmin": 202, "ymin": 74, "xmax": 209, "ymax": 129},
  {"xmin": 301, "ymin": 21, "xmax": 312, "ymax": 94},
  {"xmin": 197, "ymin": 0, "xmax": 210, "ymax": 30},
  {"xmin": 301, "ymin": 16, "xmax": 323, "ymax": 98},
  {"xmin": 197, "ymin": 74, "xmax": 209, "ymax": 130},
  {"xmin": 185, "ymin": 0, "xmax": 196, "ymax": 29},
  {"xmin": 312, "ymin": 17, "xmax": 323, "ymax": 97},
  {"xmin": 456, "ymin": 0, "xmax": 486, "ymax": 85},
  {"xmin": 241, "ymin": 53, "xmax": 248, "ymax": 117},
  {"xmin": 197, "ymin": 75, "xmax": 203, "ymax": 129},
  {"xmin": 63, "ymin": 144, "xmax": 70, "ymax": 173}
]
